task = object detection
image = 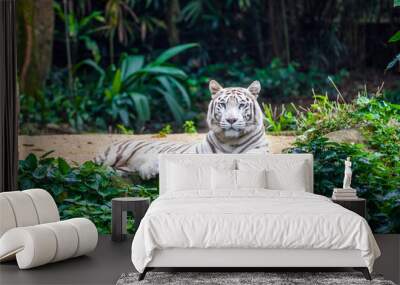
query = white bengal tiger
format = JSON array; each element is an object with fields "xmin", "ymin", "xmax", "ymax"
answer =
[{"xmin": 95, "ymin": 80, "xmax": 269, "ymax": 179}]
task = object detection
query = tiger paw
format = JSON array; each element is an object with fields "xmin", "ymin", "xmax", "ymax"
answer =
[{"xmin": 137, "ymin": 160, "xmax": 159, "ymax": 180}]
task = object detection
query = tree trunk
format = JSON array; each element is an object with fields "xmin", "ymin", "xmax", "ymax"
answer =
[
  {"xmin": 280, "ymin": 0, "xmax": 290, "ymax": 64},
  {"xmin": 252, "ymin": 3, "xmax": 266, "ymax": 66},
  {"xmin": 267, "ymin": 0, "xmax": 280, "ymax": 60},
  {"xmin": 267, "ymin": 0, "xmax": 290, "ymax": 64},
  {"xmin": 17, "ymin": 0, "xmax": 54, "ymax": 98},
  {"xmin": 63, "ymin": 0, "xmax": 73, "ymax": 92},
  {"xmin": 166, "ymin": 0, "xmax": 180, "ymax": 46}
]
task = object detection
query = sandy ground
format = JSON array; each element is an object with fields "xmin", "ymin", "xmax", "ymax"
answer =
[{"xmin": 18, "ymin": 134, "xmax": 296, "ymax": 164}]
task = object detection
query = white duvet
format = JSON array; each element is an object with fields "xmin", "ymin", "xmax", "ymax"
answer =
[{"xmin": 131, "ymin": 190, "xmax": 380, "ymax": 273}]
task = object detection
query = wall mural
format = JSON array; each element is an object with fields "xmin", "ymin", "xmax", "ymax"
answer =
[{"xmin": 16, "ymin": 0, "xmax": 400, "ymax": 234}]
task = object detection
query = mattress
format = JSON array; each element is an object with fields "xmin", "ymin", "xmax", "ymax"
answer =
[{"xmin": 131, "ymin": 190, "xmax": 380, "ymax": 273}]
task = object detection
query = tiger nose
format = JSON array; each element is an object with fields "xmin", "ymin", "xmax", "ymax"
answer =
[{"xmin": 226, "ymin": 118, "xmax": 237, "ymax": 124}]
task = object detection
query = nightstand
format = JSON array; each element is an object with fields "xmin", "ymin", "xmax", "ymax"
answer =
[
  {"xmin": 111, "ymin": 197, "xmax": 150, "ymax": 242},
  {"xmin": 331, "ymin": 198, "xmax": 366, "ymax": 218}
]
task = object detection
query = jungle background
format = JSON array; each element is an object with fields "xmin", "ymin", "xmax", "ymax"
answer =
[{"xmin": 17, "ymin": 0, "xmax": 400, "ymax": 234}]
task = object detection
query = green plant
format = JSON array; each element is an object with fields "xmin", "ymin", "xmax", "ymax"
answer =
[
  {"xmin": 386, "ymin": 31, "xmax": 400, "ymax": 71},
  {"xmin": 183, "ymin": 120, "xmax": 197, "ymax": 133},
  {"xmin": 19, "ymin": 44, "xmax": 199, "ymax": 134},
  {"xmin": 157, "ymin": 124, "xmax": 173, "ymax": 137},
  {"xmin": 18, "ymin": 153, "xmax": 158, "ymax": 233},
  {"xmin": 288, "ymin": 94, "xmax": 400, "ymax": 233},
  {"xmin": 54, "ymin": 2, "xmax": 104, "ymax": 63},
  {"xmin": 383, "ymin": 89, "xmax": 400, "ymax": 104},
  {"xmin": 116, "ymin": 124, "xmax": 134, "ymax": 134},
  {"xmin": 262, "ymin": 103, "xmax": 298, "ymax": 132},
  {"xmin": 189, "ymin": 58, "xmax": 348, "ymax": 100},
  {"xmin": 295, "ymin": 93, "xmax": 354, "ymax": 138},
  {"xmin": 101, "ymin": 0, "xmax": 138, "ymax": 64},
  {"xmin": 386, "ymin": 1, "xmax": 400, "ymax": 71},
  {"xmin": 78, "ymin": 43, "xmax": 198, "ymax": 129}
]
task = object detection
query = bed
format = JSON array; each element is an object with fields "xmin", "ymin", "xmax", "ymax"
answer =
[{"xmin": 131, "ymin": 154, "xmax": 380, "ymax": 280}]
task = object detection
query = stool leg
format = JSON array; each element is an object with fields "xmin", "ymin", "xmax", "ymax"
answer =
[{"xmin": 112, "ymin": 202, "xmax": 123, "ymax": 241}]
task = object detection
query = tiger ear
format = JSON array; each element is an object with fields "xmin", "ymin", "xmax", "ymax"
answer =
[
  {"xmin": 247, "ymin": 80, "xmax": 261, "ymax": 97},
  {"xmin": 209, "ymin": 80, "xmax": 223, "ymax": 98}
]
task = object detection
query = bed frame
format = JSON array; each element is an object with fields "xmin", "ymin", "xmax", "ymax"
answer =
[
  {"xmin": 138, "ymin": 154, "xmax": 372, "ymax": 281},
  {"xmin": 139, "ymin": 248, "xmax": 371, "ymax": 280}
]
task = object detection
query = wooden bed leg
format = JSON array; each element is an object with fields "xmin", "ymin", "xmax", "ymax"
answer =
[
  {"xmin": 354, "ymin": 267, "xmax": 371, "ymax": 280},
  {"xmin": 138, "ymin": 268, "xmax": 148, "ymax": 281}
]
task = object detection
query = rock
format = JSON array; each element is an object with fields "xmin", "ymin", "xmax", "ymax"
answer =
[{"xmin": 325, "ymin": 128, "xmax": 365, "ymax": 144}]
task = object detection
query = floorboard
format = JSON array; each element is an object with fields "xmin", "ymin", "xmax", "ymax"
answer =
[
  {"xmin": 0, "ymin": 235, "xmax": 133, "ymax": 285},
  {"xmin": 1, "ymin": 234, "xmax": 398, "ymax": 284}
]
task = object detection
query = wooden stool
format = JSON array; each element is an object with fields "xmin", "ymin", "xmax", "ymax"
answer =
[{"xmin": 111, "ymin": 197, "xmax": 150, "ymax": 242}]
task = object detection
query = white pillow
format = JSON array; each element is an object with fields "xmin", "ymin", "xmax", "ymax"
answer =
[
  {"xmin": 167, "ymin": 162, "xmax": 211, "ymax": 192},
  {"xmin": 211, "ymin": 168, "xmax": 268, "ymax": 191},
  {"xmin": 236, "ymin": 169, "xmax": 268, "ymax": 189},
  {"xmin": 211, "ymin": 168, "xmax": 236, "ymax": 191},
  {"xmin": 237, "ymin": 158, "xmax": 308, "ymax": 191},
  {"xmin": 266, "ymin": 165, "xmax": 307, "ymax": 192}
]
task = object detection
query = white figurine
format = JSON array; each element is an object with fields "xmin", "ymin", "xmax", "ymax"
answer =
[{"xmin": 342, "ymin": 157, "xmax": 353, "ymax": 189}]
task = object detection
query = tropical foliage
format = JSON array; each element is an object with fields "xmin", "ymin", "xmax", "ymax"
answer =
[
  {"xmin": 288, "ymin": 94, "xmax": 400, "ymax": 234},
  {"xmin": 18, "ymin": 152, "xmax": 157, "ymax": 234},
  {"xmin": 20, "ymin": 43, "xmax": 197, "ymax": 133},
  {"xmin": 187, "ymin": 59, "xmax": 349, "ymax": 101},
  {"xmin": 18, "ymin": 0, "xmax": 400, "ymax": 134}
]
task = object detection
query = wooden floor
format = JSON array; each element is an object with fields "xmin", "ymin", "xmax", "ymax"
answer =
[
  {"xmin": 0, "ymin": 235, "xmax": 133, "ymax": 285},
  {"xmin": 1, "ymin": 234, "xmax": 398, "ymax": 285}
]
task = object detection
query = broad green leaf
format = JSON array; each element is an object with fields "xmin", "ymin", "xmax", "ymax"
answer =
[
  {"xmin": 64, "ymin": 172, "xmax": 80, "ymax": 183},
  {"xmin": 156, "ymin": 86, "xmax": 184, "ymax": 124},
  {"xmin": 78, "ymin": 11, "xmax": 104, "ymax": 28},
  {"xmin": 105, "ymin": 89, "xmax": 113, "ymax": 101},
  {"xmin": 68, "ymin": 14, "xmax": 77, "ymax": 38},
  {"xmin": 180, "ymin": 1, "xmax": 202, "ymax": 25},
  {"xmin": 58, "ymin": 158, "xmax": 71, "ymax": 175},
  {"xmin": 389, "ymin": 31, "xmax": 400, "ymax": 43},
  {"xmin": 129, "ymin": 93, "xmax": 150, "ymax": 122},
  {"xmin": 80, "ymin": 161, "xmax": 97, "ymax": 175},
  {"xmin": 154, "ymin": 77, "xmax": 184, "ymax": 124},
  {"xmin": 81, "ymin": 36, "xmax": 101, "ymax": 63},
  {"xmin": 73, "ymin": 59, "xmax": 105, "ymax": 89},
  {"xmin": 53, "ymin": 2, "xmax": 64, "ymax": 21},
  {"xmin": 395, "ymin": 0, "xmax": 400, "ymax": 7},
  {"xmin": 118, "ymin": 109, "xmax": 130, "ymax": 126},
  {"xmin": 121, "ymin": 55, "xmax": 144, "ymax": 80},
  {"xmin": 50, "ymin": 185, "xmax": 64, "ymax": 197},
  {"xmin": 151, "ymin": 43, "xmax": 198, "ymax": 66},
  {"xmin": 168, "ymin": 77, "xmax": 191, "ymax": 108},
  {"xmin": 24, "ymin": 154, "xmax": 38, "ymax": 170},
  {"xmin": 20, "ymin": 178, "xmax": 35, "ymax": 190},
  {"xmin": 137, "ymin": 66, "xmax": 187, "ymax": 79},
  {"xmin": 32, "ymin": 166, "xmax": 47, "ymax": 180},
  {"xmin": 111, "ymin": 69, "xmax": 122, "ymax": 94},
  {"xmin": 87, "ymin": 179, "xmax": 100, "ymax": 191},
  {"xmin": 386, "ymin": 54, "xmax": 400, "ymax": 70}
]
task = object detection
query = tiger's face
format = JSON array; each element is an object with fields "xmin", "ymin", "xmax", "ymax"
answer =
[{"xmin": 207, "ymin": 80, "xmax": 263, "ymax": 139}]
